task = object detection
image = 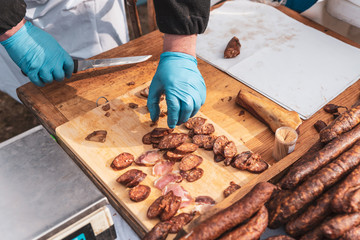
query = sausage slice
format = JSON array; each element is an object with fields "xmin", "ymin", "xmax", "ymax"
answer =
[
  {"xmin": 129, "ymin": 184, "xmax": 151, "ymax": 202},
  {"xmin": 179, "ymin": 154, "xmax": 203, "ymax": 171},
  {"xmin": 111, "ymin": 152, "xmax": 134, "ymax": 170}
]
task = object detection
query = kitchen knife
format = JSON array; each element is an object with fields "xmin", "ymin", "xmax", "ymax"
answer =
[{"xmin": 73, "ymin": 55, "xmax": 152, "ymax": 73}]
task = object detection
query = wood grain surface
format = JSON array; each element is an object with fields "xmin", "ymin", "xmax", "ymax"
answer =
[{"xmin": 16, "ymin": 5, "xmax": 360, "ymax": 238}]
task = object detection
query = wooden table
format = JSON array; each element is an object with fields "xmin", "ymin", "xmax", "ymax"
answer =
[{"xmin": 17, "ymin": 5, "xmax": 360, "ymax": 237}]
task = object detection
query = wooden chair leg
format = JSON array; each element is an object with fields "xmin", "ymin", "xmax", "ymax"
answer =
[
  {"xmin": 147, "ymin": 0, "xmax": 157, "ymax": 32},
  {"xmin": 125, "ymin": 0, "xmax": 142, "ymax": 39}
]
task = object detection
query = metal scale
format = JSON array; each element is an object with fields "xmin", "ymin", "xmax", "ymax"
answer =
[{"xmin": 0, "ymin": 126, "xmax": 116, "ymax": 240}]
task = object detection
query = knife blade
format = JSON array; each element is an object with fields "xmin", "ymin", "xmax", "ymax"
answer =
[{"xmin": 73, "ymin": 55, "xmax": 152, "ymax": 73}]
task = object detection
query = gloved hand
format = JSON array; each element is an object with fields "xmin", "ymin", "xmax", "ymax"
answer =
[
  {"xmin": 147, "ymin": 52, "xmax": 206, "ymax": 129},
  {"xmin": 0, "ymin": 21, "xmax": 73, "ymax": 87}
]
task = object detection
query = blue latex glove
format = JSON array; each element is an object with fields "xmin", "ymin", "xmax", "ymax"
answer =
[
  {"xmin": 285, "ymin": 0, "xmax": 317, "ymax": 13},
  {"xmin": 147, "ymin": 52, "xmax": 206, "ymax": 129},
  {"xmin": 0, "ymin": 21, "xmax": 73, "ymax": 87}
]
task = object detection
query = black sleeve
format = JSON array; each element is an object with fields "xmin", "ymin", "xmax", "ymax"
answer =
[
  {"xmin": 153, "ymin": 0, "xmax": 210, "ymax": 35},
  {"xmin": 0, "ymin": 0, "xmax": 27, "ymax": 35}
]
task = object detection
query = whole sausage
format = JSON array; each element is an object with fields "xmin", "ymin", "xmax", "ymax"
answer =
[
  {"xmin": 179, "ymin": 154, "xmax": 203, "ymax": 171},
  {"xmin": 218, "ymin": 205, "xmax": 268, "ymax": 240},
  {"xmin": 111, "ymin": 152, "xmax": 134, "ymax": 170},
  {"xmin": 321, "ymin": 212, "xmax": 360, "ymax": 239},
  {"xmin": 286, "ymin": 186, "xmax": 337, "ymax": 236},
  {"xmin": 320, "ymin": 100, "xmax": 360, "ymax": 142},
  {"xmin": 267, "ymin": 189, "xmax": 291, "ymax": 229},
  {"xmin": 265, "ymin": 236, "xmax": 295, "ymax": 240},
  {"xmin": 179, "ymin": 182, "xmax": 276, "ymax": 240},
  {"xmin": 129, "ymin": 184, "xmax": 151, "ymax": 202},
  {"xmin": 340, "ymin": 224, "xmax": 360, "ymax": 240},
  {"xmin": 142, "ymin": 221, "xmax": 172, "ymax": 240},
  {"xmin": 269, "ymin": 140, "xmax": 360, "ymax": 227},
  {"xmin": 299, "ymin": 226, "xmax": 323, "ymax": 240},
  {"xmin": 332, "ymin": 164, "xmax": 360, "ymax": 213},
  {"xmin": 116, "ymin": 169, "xmax": 147, "ymax": 188},
  {"xmin": 279, "ymin": 125, "xmax": 360, "ymax": 190}
]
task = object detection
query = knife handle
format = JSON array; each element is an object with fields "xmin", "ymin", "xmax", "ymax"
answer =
[{"xmin": 73, "ymin": 59, "xmax": 78, "ymax": 73}]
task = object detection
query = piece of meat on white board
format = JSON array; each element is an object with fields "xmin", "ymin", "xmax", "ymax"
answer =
[
  {"xmin": 163, "ymin": 183, "xmax": 193, "ymax": 208},
  {"xmin": 152, "ymin": 160, "xmax": 174, "ymax": 177},
  {"xmin": 154, "ymin": 172, "xmax": 183, "ymax": 190}
]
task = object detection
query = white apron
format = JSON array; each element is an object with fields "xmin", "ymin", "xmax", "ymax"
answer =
[{"xmin": 0, "ymin": 0, "xmax": 129, "ymax": 101}]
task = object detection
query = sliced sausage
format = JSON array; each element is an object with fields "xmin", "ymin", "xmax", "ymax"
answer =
[
  {"xmin": 203, "ymin": 135, "xmax": 218, "ymax": 150},
  {"xmin": 142, "ymin": 221, "xmax": 172, "ymax": 240},
  {"xmin": 214, "ymin": 154, "xmax": 225, "ymax": 163},
  {"xmin": 180, "ymin": 168, "xmax": 204, "ymax": 182},
  {"xmin": 218, "ymin": 205, "xmax": 268, "ymax": 240},
  {"xmin": 332, "ymin": 164, "xmax": 360, "ymax": 213},
  {"xmin": 111, "ymin": 152, "xmax": 134, "ymax": 170},
  {"xmin": 265, "ymin": 236, "xmax": 295, "ymax": 240},
  {"xmin": 179, "ymin": 154, "xmax": 203, "ymax": 171},
  {"xmin": 193, "ymin": 123, "xmax": 215, "ymax": 135},
  {"xmin": 286, "ymin": 186, "xmax": 337, "ymax": 237},
  {"xmin": 164, "ymin": 151, "xmax": 185, "ymax": 162},
  {"xmin": 224, "ymin": 157, "xmax": 234, "ymax": 166},
  {"xmin": 320, "ymin": 100, "xmax": 360, "ymax": 142},
  {"xmin": 169, "ymin": 212, "xmax": 195, "ymax": 234},
  {"xmin": 269, "ymin": 140, "xmax": 360, "ymax": 228},
  {"xmin": 224, "ymin": 141, "xmax": 237, "ymax": 159},
  {"xmin": 147, "ymin": 195, "xmax": 165, "ymax": 219},
  {"xmin": 184, "ymin": 117, "xmax": 207, "ymax": 129},
  {"xmin": 195, "ymin": 196, "xmax": 216, "ymax": 205},
  {"xmin": 158, "ymin": 133, "xmax": 188, "ymax": 150},
  {"xmin": 232, "ymin": 152, "xmax": 268, "ymax": 173},
  {"xmin": 150, "ymin": 136, "xmax": 163, "ymax": 144},
  {"xmin": 85, "ymin": 130, "xmax": 107, "ymax": 143},
  {"xmin": 160, "ymin": 192, "xmax": 182, "ymax": 221},
  {"xmin": 151, "ymin": 128, "xmax": 174, "ymax": 138},
  {"xmin": 321, "ymin": 212, "xmax": 360, "ymax": 239},
  {"xmin": 129, "ymin": 184, "xmax": 151, "ymax": 202},
  {"xmin": 179, "ymin": 182, "xmax": 276, "ymax": 240},
  {"xmin": 175, "ymin": 143, "xmax": 199, "ymax": 154},
  {"xmin": 142, "ymin": 132, "xmax": 152, "ymax": 145},
  {"xmin": 224, "ymin": 36, "xmax": 241, "ymax": 58},
  {"xmin": 116, "ymin": 169, "xmax": 147, "ymax": 188},
  {"xmin": 193, "ymin": 135, "xmax": 217, "ymax": 149},
  {"xmin": 223, "ymin": 181, "xmax": 241, "ymax": 198},
  {"xmin": 213, "ymin": 135, "xmax": 229, "ymax": 156}
]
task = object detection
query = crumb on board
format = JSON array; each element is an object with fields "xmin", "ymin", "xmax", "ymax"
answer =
[
  {"xmin": 102, "ymin": 103, "xmax": 110, "ymax": 111},
  {"xmin": 105, "ymin": 112, "xmax": 110, "ymax": 117},
  {"xmin": 129, "ymin": 103, "xmax": 138, "ymax": 109},
  {"xmin": 228, "ymin": 96, "xmax": 232, "ymax": 102},
  {"xmin": 126, "ymin": 81, "xmax": 135, "ymax": 86},
  {"xmin": 239, "ymin": 110, "xmax": 245, "ymax": 116},
  {"xmin": 221, "ymin": 98, "xmax": 225, "ymax": 102}
]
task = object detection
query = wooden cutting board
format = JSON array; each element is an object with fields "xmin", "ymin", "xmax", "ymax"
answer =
[{"xmin": 56, "ymin": 82, "xmax": 269, "ymax": 234}]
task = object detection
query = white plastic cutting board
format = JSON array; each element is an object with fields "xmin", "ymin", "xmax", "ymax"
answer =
[{"xmin": 197, "ymin": 0, "xmax": 360, "ymax": 119}]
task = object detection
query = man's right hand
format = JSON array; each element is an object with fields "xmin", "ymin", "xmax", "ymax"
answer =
[{"xmin": 0, "ymin": 20, "xmax": 73, "ymax": 87}]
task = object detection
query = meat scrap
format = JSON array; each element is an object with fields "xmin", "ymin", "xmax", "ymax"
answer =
[
  {"xmin": 323, "ymin": 103, "xmax": 347, "ymax": 114},
  {"xmin": 128, "ymin": 103, "xmax": 138, "ymax": 109},
  {"xmin": 135, "ymin": 150, "xmax": 162, "ymax": 166},
  {"xmin": 175, "ymin": 143, "xmax": 198, "ymax": 154},
  {"xmin": 320, "ymin": 100, "xmax": 360, "ymax": 142},
  {"xmin": 320, "ymin": 212, "xmax": 360, "ymax": 239},
  {"xmin": 193, "ymin": 123, "xmax": 215, "ymax": 135},
  {"xmin": 110, "ymin": 152, "xmax": 134, "ymax": 170},
  {"xmin": 184, "ymin": 117, "xmax": 207, "ymax": 129},
  {"xmin": 218, "ymin": 205, "xmax": 268, "ymax": 240},
  {"xmin": 158, "ymin": 133, "xmax": 188, "ymax": 150},
  {"xmin": 224, "ymin": 36, "xmax": 241, "ymax": 58},
  {"xmin": 232, "ymin": 152, "xmax": 268, "ymax": 173},
  {"xmin": 179, "ymin": 154, "xmax": 203, "ymax": 171},
  {"xmin": 223, "ymin": 181, "xmax": 241, "ymax": 198},
  {"xmin": 85, "ymin": 130, "xmax": 107, "ymax": 143},
  {"xmin": 280, "ymin": 124, "xmax": 360, "ymax": 190},
  {"xmin": 152, "ymin": 160, "xmax": 174, "ymax": 177},
  {"xmin": 180, "ymin": 168, "xmax": 204, "ymax": 182},
  {"xmin": 162, "ymin": 183, "xmax": 193, "ymax": 209},
  {"xmin": 154, "ymin": 172, "xmax": 183, "ymax": 190},
  {"xmin": 142, "ymin": 221, "xmax": 172, "ymax": 240},
  {"xmin": 129, "ymin": 184, "xmax": 151, "ymax": 202},
  {"xmin": 169, "ymin": 212, "xmax": 195, "ymax": 234},
  {"xmin": 116, "ymin": 169, "xmax": 147, "ymax": 188},
  {"xmin": 332, "ymin": 164, "xmax": 360, "ymax": 213},
  {"xmin": 179, "ymin": 182, "xmax": 276, "ymax": 240},
  {"xmin": 269, "ymin": 141, "xmax": 360, "ymax": 228}
]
